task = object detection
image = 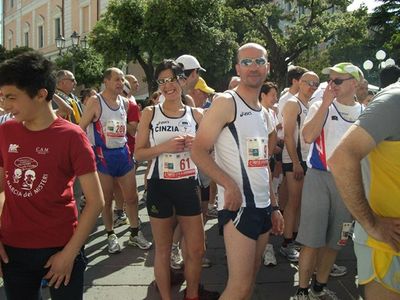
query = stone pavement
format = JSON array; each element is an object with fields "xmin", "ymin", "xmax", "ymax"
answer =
[{"xmin": 0, "ymin": 165, "xmax": 364, "ymax": 300}]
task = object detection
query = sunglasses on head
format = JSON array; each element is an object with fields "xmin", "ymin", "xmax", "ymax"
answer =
[
  {"xmin": 330, "ymin": 77, "xmax": 353, "ymax": 85},
  {"xmin": 156, "ymin": 76, "xmax": 178, "ymax": 85},
  {"xmin": 302, "ymin": 80, "xmax": 320, "ymax": 88},
  {"xmin": 239, "ymin": 57, "xmax": 268, "ymax": 67}
]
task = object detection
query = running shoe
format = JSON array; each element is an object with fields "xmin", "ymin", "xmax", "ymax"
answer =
[
  {"xmin": 309, "ymin": 287, "xmax": 339, "ymax": 300},
  {"xmin": 201, "ymin": 256, "xmax": 212, "ymax": 268},
  {"xmin": 128, "ymin": 231, "xmax": 152, "ymax": 250},
  {"xmin": 170, "ymin": 244, "xmax": 184, "ymax": 270},
  {"xmin": 206, "ymin": 207, "xmax": 218, "ymax": 218},
  {"xmin": 263, "ymin": 243, "xmax": 277, "ymax": 266},
  {"xmin": 290, "ymin": 292, "xmax": 312, "ymax": 300},
  {"xmin": 330, "ymin": 264, "xmax": 347, "ymax": 277},
  {"xmin": 280, "ymin": 243, "xmax": 299, "ymax": 262},
  {"xmin": 107, "ymin": 234, "xmax": 121, "ymax": 254}
]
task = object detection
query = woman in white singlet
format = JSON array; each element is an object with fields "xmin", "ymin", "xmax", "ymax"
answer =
[{"xmin": 135, "ymin": 60, "xmax": 207, "ymax": 300}]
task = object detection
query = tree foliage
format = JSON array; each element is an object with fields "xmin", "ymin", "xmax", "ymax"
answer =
[
  {"xmin": 225, "ymin": 0, "xmax": 369, "ymax": 89},
  {"xmin": 90, "ymin": 0, "xmax": 237, "ymax": 93},
  {"xmin": 55, "ymin": 47, "xmax": 104, "ymax": 87},
  {"xmin": 369, "ymin": 0, "xmax": 400, "ymax": 61}
]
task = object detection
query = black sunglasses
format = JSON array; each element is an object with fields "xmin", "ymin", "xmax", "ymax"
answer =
[{"xmin": 329, "ymin": 77, "xmax": 353, "ymax": 85}]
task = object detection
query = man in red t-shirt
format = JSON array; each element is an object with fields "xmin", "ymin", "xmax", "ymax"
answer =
[{"xmin": 0, "ymin": 51, "xmax": 104, "ymax": 299}]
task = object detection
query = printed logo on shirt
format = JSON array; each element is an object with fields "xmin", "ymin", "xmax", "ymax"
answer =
[
  {"xmin": 8, "ymin": 144, "xmax": 19, "ymax": 153},
  {"xmin": 7, "ymin": 156, "xmax": 48, "ymax": 198},
  {"xmin": 36, "ymin": 147, "xmax": 49, "ymax": 155},
  {"xmin": 240, "ymin": 111, "xmax": 252, "ymax": 117},
  {"xmin": 154, "ymin": 125, "xmax": 179, "ymax": 132},
  {"xmin": 331, "ymin": 115, "xmax": 338, "ymax": 121},
  {"xmin": 178, "ymin": 120, "xmax": 191, "ymax": 133}
]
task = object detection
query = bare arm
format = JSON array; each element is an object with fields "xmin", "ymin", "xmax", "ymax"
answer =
[
  {"xmin": 126, "ymin": 121, "xmax": 138, "ymax": 137},
  {"xmin": 302, "ymin": 82, "xmax": 335, "ymax": 143},
  {"xmin": 328, "ymin": 125, "xmax": 400, "ymax": 251},
  {"xmin": 191, "ymin": 94, "xmax": 242, "ymax": 211},
  {"xmin": 79, "ymin": 96, "xmax": 99, "ymax": 131},
  {"xmin": 53, "ymin": 94, "xmax": 73, "ymax": 118},
  {"xmin": 44, "ymin": 171, "xmax": 104, "ymax": 288},
  {"xmin": 134, "ymin": 107, "xmax": 185, "ymax": 161}
]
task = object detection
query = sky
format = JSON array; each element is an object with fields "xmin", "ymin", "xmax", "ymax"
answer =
[{"xmin": 347, "ymin": 0, "xmax": 382, "ymax": 12}]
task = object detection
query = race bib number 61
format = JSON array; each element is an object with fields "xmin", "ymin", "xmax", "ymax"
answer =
[{"xmin": 162, "ymin": 152, "xmax": 196, "ymax": 180}]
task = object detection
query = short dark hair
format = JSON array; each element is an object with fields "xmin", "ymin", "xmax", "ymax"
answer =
[
  {"xmin": 380, "ymin": 65, "xmax": 400, "ymax": 88},
  {"xmin": 155, "ymin": 59, "xmax": 185, "ymax": 80},
  {"xmin": 287, "ymin": 66, "xmax": 308, "ymax": 86},
  {"xmin": 259, "ymin": 81, "xmax": 278, "ymax": 101},
  {"xmin": 0, "ymin": 51, "xmax": 56, "ymax": 101}
]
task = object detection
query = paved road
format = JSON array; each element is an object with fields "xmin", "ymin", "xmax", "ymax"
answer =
[{"xmin": 0, "ymin": 165, "xmax": 363, "ymax": 299}]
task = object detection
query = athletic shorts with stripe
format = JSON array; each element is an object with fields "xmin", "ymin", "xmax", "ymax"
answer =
[{"xmin": 218, "ymin": 206, "xmax": 272, "ymax": 240}]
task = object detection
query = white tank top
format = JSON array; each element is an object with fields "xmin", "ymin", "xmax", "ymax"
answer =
[
  {"xmin": 147, "ymin": 103, "xmax": 198, "ymax": 180},
  {"xmin": 215, "ymin": 90, "xmax": 270, "ymax": 209},
  {"xmin": 282, "ymin": 98, "xmax": 310, "ymax": 163},
  {"xmin": 307, "ymin": 100, "xmax": 363, "ymax": 171},
  {"xmin": 87, "ymin": 94, "xmax": 127, "ymax": 149}
]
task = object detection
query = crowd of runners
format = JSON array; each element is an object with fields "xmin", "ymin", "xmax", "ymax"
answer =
[{"xmin": 0, "ymin": 42, "xmax": 399, "ymax": 300}]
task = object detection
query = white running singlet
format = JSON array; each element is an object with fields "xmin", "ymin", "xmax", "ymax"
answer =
[
  {"xmin": 307, "ymin": 99, "xmax": 363, "ymax": 171},
  {"xmin": 282, "ymin": 98, "xmax": 310, "ymax": 163},
  {"xmin": 215, "ymin": 90, "xmax": 271, "ymax": 210},
  {"xmin": 148, "ymin": 104, "xmax": 198, "ymax": 180}
]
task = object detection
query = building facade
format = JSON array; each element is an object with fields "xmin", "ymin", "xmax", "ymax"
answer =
[{"xmin": 2, "ymin": 0, "xmax": 149, "ymax": 99}]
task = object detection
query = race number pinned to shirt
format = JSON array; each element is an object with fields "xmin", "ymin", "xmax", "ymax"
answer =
[
  {"xmin": 337, "ymin": 222, "xmax": 353, "ymax": 246},
  {"xmin": 105, "ymin": 120, "xmax": 126, "ymax": 149},
  {"xmin": 161, "ymin": 152, "xmax": 196, "ymax": 180},
  {"xmin": 247, "ymin": 137, "xmax": 268, "ymax": 168}
]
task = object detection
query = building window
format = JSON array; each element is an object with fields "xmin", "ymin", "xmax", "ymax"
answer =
[
  {"xmin": 38, "ymin": 25, "xmax": 44, "ymax": 48},
  {"xmin": 24, "ymin": 32, "xmax": 29, "ymax": 47},
  {"xmin": 55, "ymin": 17, "xmax": 61, "ymax": 38},
  {"xmin": 82, "ymin": 6, "xmax": 89, "ymax": 34},
  {"xmin": 8, "ymin": 30, "xmax": 13, "ymax": 50}
]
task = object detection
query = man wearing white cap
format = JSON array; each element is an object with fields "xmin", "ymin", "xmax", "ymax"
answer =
[
  {"xmin": 176, "ymin": 54, "xmax": 206, "ymax": 95},
  {"xmin": 293, "ymin": 62, "xmax": 364, "ymax": 299}
]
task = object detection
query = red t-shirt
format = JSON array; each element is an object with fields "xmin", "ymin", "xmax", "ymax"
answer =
[
  {"xmin": 127, "ymin": 100, "xmax": 140, "ymax": 155},
  {"xmin": 0, "ymin": 118, "xmax": 96, "ymax": 248}
]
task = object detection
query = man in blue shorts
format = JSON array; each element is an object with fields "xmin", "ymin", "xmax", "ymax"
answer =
[{"xmin": 80, "ymin": 68, "xmax": 152, "ymax": 254}]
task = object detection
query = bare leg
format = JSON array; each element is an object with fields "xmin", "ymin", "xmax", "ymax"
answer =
[
  {"xmin": 150, "ymin": 216, "xmax": 175, "ymax": 300},
  {"xmin": 98, "ymin": 172, "xmax": 115, "ymax": 232},
  {"xmin": 315, "ymin": 247, "xmax": 338, "ymax": 284},
  {"xmin": 113, "ymin": 181, "xmax": 124, "ymax": 211},
  {"xmin": 219, "ymin": 221, "xmax": 257, "ymax": 300},
  {"xmin": 283, "ymin": 173, "xmax": 304, "ymax": 240},
  {"xmin": 298, "ymin": 246, "xmax": 318, "ymax": 289},
  {"xmin": 365, "ymin": 280, "xmax": 400, "ymax": 300},
  {"xmin": 247, "ymin": 232, "xmax": 270, "ymax": 300},
  {"xmin": 178, "ymin": 215, "xmax": 205, "ymax": 299},
  {"xmin": 116, "ymin": 169, "xmax": 139, "ymax": 228}
]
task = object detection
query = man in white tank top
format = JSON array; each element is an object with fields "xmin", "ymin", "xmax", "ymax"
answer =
[
  {"xmin": 294, "ymin": 63, "xmax": 364, "ymax": 299},
  {"xmin": 192, "ymin": 43, "xmax": 284, "ymax": 300},
  {"xmin": 80, "ymin": 68, "xmax": 151, "ymax": 255},
  {"xmin": 279, "ymin": 72, "xmax": 319, "ymax": 262}
]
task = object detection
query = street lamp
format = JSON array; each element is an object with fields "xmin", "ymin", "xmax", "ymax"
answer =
[
  {"xmin": 55, "ymin": 31, "xmax": 88, "ymax": 74},
  {"xmin": 55, "ymin": 35, "xmax": 65, "ymax": 55},
  {"xmin": 363, "ymin": 50, "xmax": 396, "ymax": 88}
]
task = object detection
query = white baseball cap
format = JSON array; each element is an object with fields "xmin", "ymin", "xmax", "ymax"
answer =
[{"xmin": 176, "ymin": 54, "xmax": 206, "ymax": 72}]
